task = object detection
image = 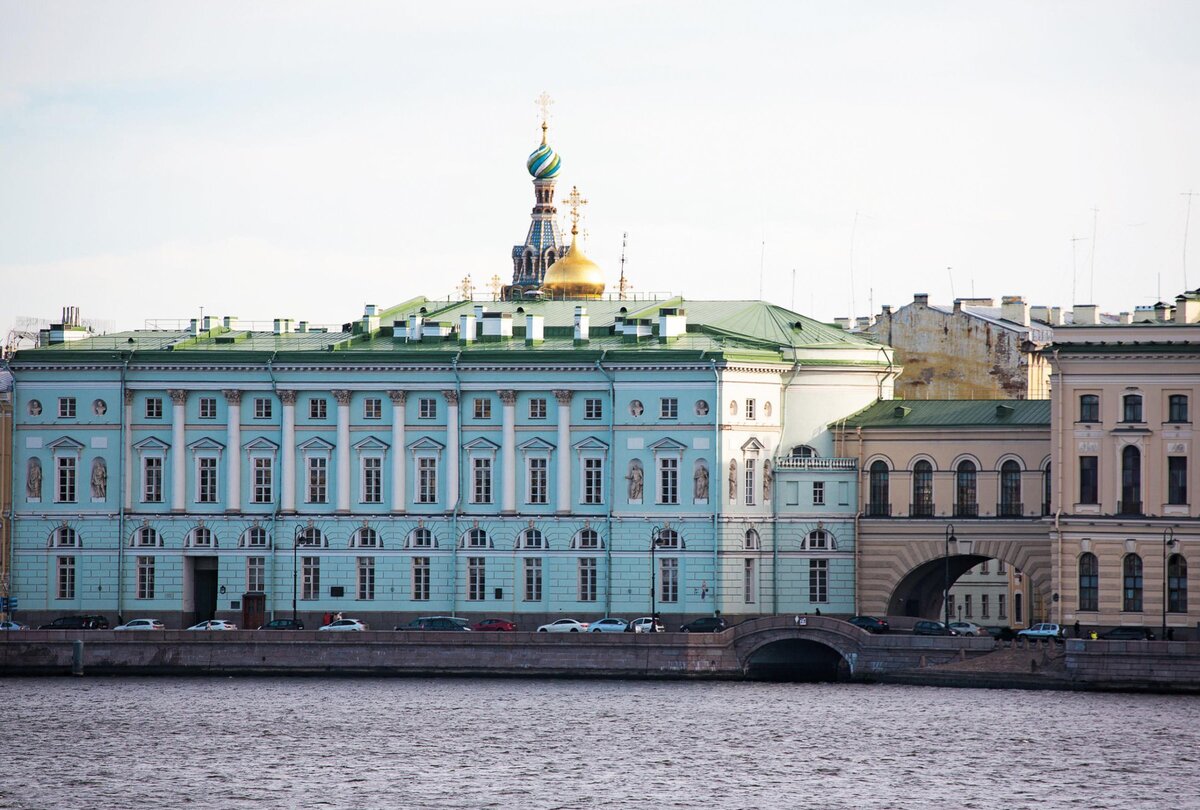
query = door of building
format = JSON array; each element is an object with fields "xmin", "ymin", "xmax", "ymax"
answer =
[
  {"xmin": 191, "ymin": 556, "xmax": 218, "ymax": 623},
  {"xmin": 241, "ymin": 593, "xmax": 266, "ymax": 630}
]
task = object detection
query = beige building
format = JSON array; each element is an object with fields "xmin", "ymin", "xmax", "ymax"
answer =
[{"xmin": 0, "ymin": 369, "xmax": 11, "ymax": 620}]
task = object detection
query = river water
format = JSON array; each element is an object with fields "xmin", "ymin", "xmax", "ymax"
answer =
[{"xmin": 2, "ymin": 677, "xmax": 1195, "ymax": 809}]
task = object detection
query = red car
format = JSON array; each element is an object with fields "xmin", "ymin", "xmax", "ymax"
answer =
[{"xmin": 472, "ymin": 618, "xmax": 518, "ymax": 632}]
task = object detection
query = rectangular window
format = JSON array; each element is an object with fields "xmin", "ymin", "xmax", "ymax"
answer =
[
  {"xmin": 361, "ymin": 457, "xmax": 382, "ymax": 503},
  {"xmin": 145, "ymin": 397, "xmax": 163, "ymax": 419},
  {"xmin": 524, "ymin": 558, "xmax": 542, "ymax": 601},
  {"xmin": 419, "ymin": 398, "xmax": 437, "ymax": 419},
  {"xmin": 412, "ymin": 557, "xmax": 431, "ymax": 601},
  {"xmin": 997, "ymin": 560, "xmax": 1006, "ymax": 573},
  {"xmin": 56, "ymin": 457, "xmax": 76, "ymax": 503},
  {"xmin": 808, "ymin": 559, "xmax": 828, "ymax": 603},
  {"xmin": 467, "ymin": 557, "xmax": 486, "ymax": 601},
  {"xmin": 417, "ymin": 457, "xmax": 438, "ymax": 503},
  {"xmin": 1079, "ymin": 394, "xmax": 1099, "ymax": 423},
  {"xmin": 527, "ymin": 458, "xmax": 548, "ymax": 504},
  {"xmin": 246, "ymin": 557, "xmax": 265, "ymax": 593},
  {"xmin": 309, "ymin": 398, "xmax": 328, "ymax": 420},
  {"xmin": 1123, "ymin": 395, "xmax": 1143, "ymax": 423},
  {"xmin": 1168, "ymin": 457, "xmax": 1188, "ymax": 505},
  {"xmin": 838, "ymin": 482, "xmax": 850, "ymax": 506},
  {"xmin": 660, "ymin": 558, "xmax": 679, "ymax": 603},
  {"xmin": 57, "ymin": 556, "xmax": 76, "ymax": 599},
  {"xmin": 744, "ymin": 459, "xmax": 756, "ymax": 506},
  {"xmin": 363, "ymin": 397, "xmax": 382, "ymax": 420},
  {"xmin": 660, "ymin": 397, "xmax": 678, "ymax": 419},
  {"xmin": 199, "ymin": 397, "xmax": 217, "ymax": 419},
  {"xmin": 980, "ymin": 560, "xmax": 990, "ymax": 574},
  {"xmin": 744, "ymin": 558, "xmax": 756, "ymax": 604},
  {"xmin": 143, "ymin": 457, "xmax": 163, "ymax": 503},
  {"xmin": 745, "ymin": 399, "xmax": 756, "ymax": 420},
  {"xmin": 584, "ymin": 398, "xmax": 603, "ymax": 420},
  {"xmin": 583, "ymin": 457, "xmax": 603, "ymax": 505},
  {"xmin": 785, "ymin": 482, "xmax": 799, "ymax": 506},
  {"xmin": 301, "ymin": 557, "xmax": 320, "ymax": 600},
  {"xmin": 254, "ymin": 397, "xmax": 272, "ymax": 419},
  {"xmin": 58, "ymin": 397, "xmax": 76, "ymax": 418},
  {"xmin": 965, "ymin": 594, "xmax": 973, "ymax": 618},
  {"xmin": 253, "ymin": 457, "xmax": 273, "ymax": 504},
  {"xmin": 529, "ymin": 398, "xmax": 547, "ymax": 419},
  {"xmin": 472, "ymin": 457, "xmax": 493, "ymax": 504},
  {"xmin": 473, "ymin": 397, "xmax": 491, "ymax": 420},
  {"xmin": 1168, "ymin": 394, "xmax": 1190, "ymax": 424},
  {"xmin": 198, "ymin": 457, "xmax": 218, "ymax": 503},
  {"xmin": 579, "ymin": 558, "xmax": 598, "ymax": 601},
  {"xmin": 307, "ymin": 457, "xmax": 328, "ymax": 504},
  {"xmin": 137, "ymin": 556, "xmax": 155, "ymax": 599},
  {"xmin": 659, "ymin": 457, "xmax": 679, "ymax": 505},
  {"xmin": 982, "ymin": 594, "xmax": 990, "ymax": 619},
  {"xmin": 998, "ymin": 593, "xmax": 1007, "ymax": 619},
  {"xmin": 812, "ymin": 481, "xmax": 825, "ymax": 506},
  {"xmin": 1078, "ymin": 456, "xmax": 1098, "ymax": 504},
  {"xmin": 357, "ymin": 557, "xmax": 376, "ymax": 600}
]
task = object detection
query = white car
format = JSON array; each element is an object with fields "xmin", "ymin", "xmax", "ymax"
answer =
[
  {"xmin": 629, "ymin": 617, "xmax": 666, "ymax": 633},
  {"xmin": 589, "ymin": 617, "xmax": 629, "ymax": 633},
  {"xmin": 318, "ymin": 618, "xmax": 368, "ymax": 631},
  {"xmin": 186, "ymin": 619, "xmax": 238, "ymax": 631},
  {"xmin": 0, "ymin": 620, "xmax": 28, "ymax": 631},
  {"xmin": 1017, "ymin": 623, "xmax": 1064, "ymax": 640},
  {"xmin": 537, "ymin": 618, "xmax": 589, "ymax": 632},
  {"xmin": 949, "ymin": 621, "xmax": 986, "ymax": 637},
  {"xmin": 114, "ymin": 618, "xmax": 165, "ymax": 631}
]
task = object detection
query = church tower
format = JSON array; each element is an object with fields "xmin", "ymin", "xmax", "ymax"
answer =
[{"xmin": 508, "ymin": 93, "xmax": 567, "ymax": 298}]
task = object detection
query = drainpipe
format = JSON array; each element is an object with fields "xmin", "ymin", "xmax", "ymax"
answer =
[
  {"xmin": 595, "ymin": 352, "xmax": 616, "ymax": 617},
  {"xmin": 710, "ymin": 358, "xmax": 721, "ymax": 616},
  {"xmin": 1052, "ymin": 348, "xmax": 1064, "ymax": 627},
  {"xmin": 264, "ymin": 351, "xmax": 280, "ymax": 620},
  {"xmin": 450, "ymin": 351, "xmax": 463, "ymax": 617},
  {"xmin": 0, "ymin": 357, "xmax": 13, "ymax": 619},
  {"xmin": 117, "ymin": 351, "xmax": 131, "ymax": 623}
]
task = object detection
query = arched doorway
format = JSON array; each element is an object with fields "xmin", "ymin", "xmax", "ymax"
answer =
[{"xmin": 744, "ymin": 639, "xmax": 847, "ymax": 682}]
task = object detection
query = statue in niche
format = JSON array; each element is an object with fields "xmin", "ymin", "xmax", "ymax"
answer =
[
  {"xmin": 29, "ymin": 400, "xmax": 41, "ymax": 416},
  {"xmin": 728, "ymin": 460, "xmax": 737, "ymax": 502},
  {"xmin": 91, "ymin": 458, "xmax": 108, "ymax": 499},
  {"xmin": 693, "ymin": 460, "xmax": 709, "ymax": 501},
  {"xmin": 629, "ymin": 400, "xmax": 644, "ymax": 417},
  {"xmin": 763, "ymin": 460, "xmax": 774, "ymax": 502},
  {"xmin": 93, "ymin": 399, "xmax": 107, "ymax": 416},
  {"xmin": 695, "ymin": 400, "xmax": 709, "ymax": 416},
  {"xmin": 27, "ymin": 457, "xmax": 42, "ymax": 499},
  {"xmin": 626, "ymin": 459, "xmax": 644, "ymax": 501}
]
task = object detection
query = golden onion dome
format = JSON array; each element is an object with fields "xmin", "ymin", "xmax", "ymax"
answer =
[{"xmin": 542, "ymin": 229, "xmax": 605, "ymax": 299}]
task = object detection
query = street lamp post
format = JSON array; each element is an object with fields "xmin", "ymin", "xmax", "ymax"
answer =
[
  {"xmin": 944, "ymin": 523, "xmax": 957, "ymax": 629},
  {"xmin": 292, "ymin": 527, "xmax": 301, "ymax": 622},
  {"xmin": 1163, "ymin": 526, "xmax": 1176, "ymax": 640},
  {"xmin": 650, "ymin": 527, "xmax": 664, "ymax": 631}
]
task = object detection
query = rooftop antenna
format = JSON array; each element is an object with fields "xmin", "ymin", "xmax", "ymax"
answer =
[
  {"xmin": 1183, "ymin": 190, "xmax": 1199, "ymax": 291},
  {"xmin": 618, "ymin": 231, "xmax": 630, "ymax": 301},
  {"xmin": 791, "ymin": 268, "xmax": 796, "ymax": 311},
  {"xmin": 758, "ymin": 232, "xmax": 765, "ymax": 300},
  {"xmin": 1089, "ymin": 206, "xmax": 1099, "ymax": 302},
  {"xmin": 947, "ymin": 266, "xmax": 955, "ymax": 300},
  {"xmin": 1070, "ymin": 235, "xmax": 1088, "ymax": 304},
  {"xmin": 848, "ymin": 211, "xmax": 859, "ymax": 319}
]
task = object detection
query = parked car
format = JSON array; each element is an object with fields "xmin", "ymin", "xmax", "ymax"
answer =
[
  {"xmin": 38, "ymin": 615, "xmax": 109, "ymax": 630},
  {"xmin": 986, "ymin": 626, "xmax": 1017, "ymax": 641},
  {"xmin": 259, "ymin": 618, "xmax": 305, "ymax": 630},
  {"xmin": 949, "ymin": 621, "xmax": 986, "ymax": 637},
  {"xmin": 537, "ymin": 619, "xmax": 589, "ymax": 633},
  {"xmin": 396, "ymin": 616, "xmax": 471, "ymax": 631},
  {"xmin": 1017, "ymin": 623, "xmax": 1065, "ymax": 640},
  {"xmin": 679, "ymin": 616, "xmax": 729, "ymax": 633},
  {"xmin": 186, "ymin": 619, "xmax": 238, "ymax": 631},
  {"xmin": 848, "ymin": 615, "xmax": 890, "ymax": 634},
  {"xmin": 629, "ymin": 617, "xmax": 666, "ymax": 634},
  {"xmin": 114, "ymin": 618, "xmax": 166, "ymax": 631},
  {"xmin": 0, "ymin": 620, "xmax": 29, "ymax": 631},
  {"xmin": 319, "ymin": 618, "xmax": 368, "ymax": 632},
  {"xmin": 1099, "ymin": 626, "xmax": 1156, "ymax": 641},
  {"xmin": 589, "ymin": 617, "xmax": 629, "ymax": 633},
  {"xmin": 471, "ymin": 618, "xmax": 518, "ymax": 632},
  {"xmin": 913, "ymin": 620, "xmax": 958, "ymax": 636}
]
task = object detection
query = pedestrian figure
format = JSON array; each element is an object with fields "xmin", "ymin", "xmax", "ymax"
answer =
[
  {"xmin": 1073, "ymin": 620, "xmax": 1081, "ymax": 638},
  {"xmin": 815, "ymin": 607, "xmax": 821, "ymax": 616},
  {"xmin": 323, "ymin": 611, "xmax": 331, "ymax": 626}
]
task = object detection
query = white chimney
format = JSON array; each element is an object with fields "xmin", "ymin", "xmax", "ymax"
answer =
[
  {"xmin": 1175, "ymin": 293, "xmax": 1200, "ymax": 324},
  {"xmin": 574, "ymin": 306, "xmax": 590, "ymax": 342},
  {"xmin": 188, "ymin": 318, "xmax": 200, "ymax": 336},
  {"xmin": 481, "ymin": 312, "xmax": 513, "ymax": 340},
  {"xmin": 1073, "ymin": 305, "xmax": 1099, "ymax": 325},
  {"xmin": 362, "ymin": 304, "xmax": 380, "ymax": 333},
  {"xmin": 202, "ymin": 315, "xmax": 215, "ymax": 331},
  {"xmin": 459, "ymin": 314, "xmax": 476, "ymax": 343},
  {"xmin": 525, "ymin": 313, "xmax": 544, "ymax": 344},
  {"xmin": 1119, "ymin": 312, "xmax": 1133, "ymax": 325},
  {"xmin": 1049, "ymin": 307, "xmax": 1063, "ymax": 326},
  {"xmin": 1001, "ymin": 295, "xmax": 1030, "ymax": 327},
  {"xmin": 658, "ymin": 308, "xmax": 687, "ymax": 340},
  {"xmin": 223, "ymin": 316, "xmax": 238, "ymax": 330},
  {"xmin": 408, "ymin": 314, "xmax": 424, "ymax": 341}
]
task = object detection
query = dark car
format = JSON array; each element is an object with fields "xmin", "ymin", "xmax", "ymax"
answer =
[
  {"xmin": 679, "ymin": 617, "xmax": 728, "ymax": 633},
  {"xmin": 258, "ymin": 618, "xmax": 305, "ymax": 630},
  {"xmin": 396, "ymin": 616, "xmax": 471, "ymax": 631},
  {"xmin": 1099, "ymin": 626, "xmax": 1156, "ymax": 641},
  {"xmin": 849, "ymin": 615, "xmax": 890, "ymax": 634},
  {"xmin": 986, "ymin": 626, "xmax": 1017, "ymax": 641},
  {"xmin": 38, "ymin": 615, "xmax": 109, "ymax": 630},
  {"xmin": 913, "ymin": 620, "xmax": 958, "ymax": 636},
  {"xmin": 472, "ymin": 618, "xmax": 518, "ymax": 632}
]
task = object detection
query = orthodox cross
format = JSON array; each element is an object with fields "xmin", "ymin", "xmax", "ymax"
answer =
[
  {"xmin": 535, "ymin": 91, "xmax": 554, "ymax": 139},
  {"xmin": 562, "ymin": 185, "xmax": 588, "ymax": 235},
  {"xmin": 458, "ymin": 274, "xmax": 474, "ymax": 300}
]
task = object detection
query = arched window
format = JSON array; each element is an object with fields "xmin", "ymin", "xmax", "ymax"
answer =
[
  {"xmin": 408, "ymin": 527, "xmax": 435, "ymax": 548},
  {"xmin": 54, "ymin": 526, "xmax": 78, "ymax": 547},
  {"xmin": 999, "ymin": 460, "xmax": 1022, "ymax": 517},
  {"xmin": 1042, "ymin": 463, "xmax": 1052, "ymax": 515},
  {"xmin": 574, "ymin": 529, "xmax": 601, "ymax": 549},
  {"xmin": 911, "ymin": 460, "xmax": 933, "ymax": 516},
  {"xmin": 354, "ymin": 528, "xmax": 379, "ymax": 548},
  {"xmin": 520, "ymin": 529, "xmax": 544, "ymax": 549},
  {"xmin": 655, "ymin": 528, "xmax": 681, "ymax": 549},
  {"xmin": 189, "ymin": 527, "xmax": 215, "ymax": 548},
  {"xmin": 136, "ymin": 527, "xmax": 159, "ymax": 547},
  {"xmin": 298, "ymin": 527, "xmax": 324, "ymax": 547},
  {"xmin": 1122, "ymin": 553, "xmax": 1143, "ymax": 612},
  {"xmin": 1078, "ymin": 552, "xmax": 1098, "ymax": 611},
  {"xmin": 791, "ymin": 445, "xmax": 817, "ymax": 458},
  {"xmin": 868, "ymin": 460, "xmax": 889, "ymax": 516},
  {"xmin": 1122, "ymin": 394, "xmax": 1143, "ymax": 423},
  {"xmin": 1168, "ymin": 554, "xmax": 1188, "ymax": 614},
  {"xmin": 1120, "ymin": 446, "xmax": 1141, "ymax": 514},
  {"xmin": 523, "ymin": 251, "xmax": 532, "ymax": 275},
  {"xmin": 241, "ymin": 527, "xmax": 270, "ymax": 548},
  {"xmin": 955, "ymin": 460, "xmax": 977, "ymax": 517},
  {"xmin": 744, "ymin": 529, "xmax": 760, "ymax": 550},
  {"xmin": 465, "ymin": 528, "xmax": 489, "ymax": 548},
  {"xmin": 806, "ymin": 529, "xmax": 835, "ymax": 550}
]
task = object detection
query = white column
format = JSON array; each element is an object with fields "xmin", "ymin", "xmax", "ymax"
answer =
[
  {"xmin": 280, "ymin": 390, "xmax": 296, "ymax": 513},
  {"xmin": 554, "ymin": 389, "xmax": 572, "ymax": 514},
  {"xmin": 334, "ymin": 389, "xmax": 352, "ymax": 513},
  {"xmin": 123, "ymin": 389, "xmax": 134, "ymax": 511},
  {"xmin": 500, "ymin": 389, "xmax": 517, "ymax": 514},
  {"xmin": 169, "ymin": 389, "xmax": 188, "ymax": 512},
  {"xmin": 444, "ymin": 390, "xmax": 460, "ymax": 510},
  {"xmin": 223, "ymin": 390, "xmax": 242, "ymax": 511},
  {"xmin": 389, "ymin": 390, "xmax": 407, "ymax": 512}
]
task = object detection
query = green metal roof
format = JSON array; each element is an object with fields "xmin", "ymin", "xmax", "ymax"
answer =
[{"xmin": 839, "ymin": 399, "xmax": 1051, "ymax": 429}]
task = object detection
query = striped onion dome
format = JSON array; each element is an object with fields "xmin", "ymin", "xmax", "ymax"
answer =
[{"xmin": 526, "ymin": 140, "xmax": 561, "ymax": 179}]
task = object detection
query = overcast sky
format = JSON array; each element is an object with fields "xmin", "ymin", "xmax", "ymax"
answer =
[{"xmin": 2, "ymin": 1, "xmax": 1198, "ymax": 339}]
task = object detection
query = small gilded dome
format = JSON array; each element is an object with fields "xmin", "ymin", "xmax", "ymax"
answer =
[
  {"xmin": 526, "ymin": 139, "xmax": 561, "ymax": 179},
  {"xmin": 543, "ymin": 235, "xmax": 605, "ymax": 299}
]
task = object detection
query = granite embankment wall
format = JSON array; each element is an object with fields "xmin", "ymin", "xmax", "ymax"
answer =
[{"xmin": 1063, "ymin": 638, "xmax": 1200, "ymax": 691}]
